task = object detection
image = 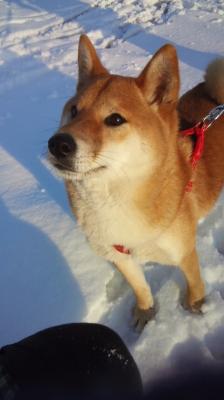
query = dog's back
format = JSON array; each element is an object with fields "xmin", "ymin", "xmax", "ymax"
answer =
[{"xmin": 178, "ymin": 59, "xmax": 224, "ymax": 218}]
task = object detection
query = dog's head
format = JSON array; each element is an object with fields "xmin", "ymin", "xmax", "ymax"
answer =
[{"xmin": 48, "ymin": 35, "xmax": 180, "ymax": 182}]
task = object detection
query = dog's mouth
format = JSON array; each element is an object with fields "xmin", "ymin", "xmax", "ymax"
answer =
[
  {"xmin": 52, "ymin": 160, "xmax": 106, "ymax": 177},
  {"xmin": 54, "ymin": 162, "xmax": 74, "ymax": 172}
]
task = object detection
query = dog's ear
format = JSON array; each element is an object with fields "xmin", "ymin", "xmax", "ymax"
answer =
[
  {"xmin": 78, "ymin": 34, "xmax": 109, "ymax": 88},
  {"xmin": 136, "ymin": 44, "xmax": 179, "ymax": 108}
]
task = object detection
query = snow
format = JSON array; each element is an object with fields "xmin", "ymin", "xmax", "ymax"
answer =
[{"xmin": 0, "ymin": 0, "xmax": 224, "ymax": 386}]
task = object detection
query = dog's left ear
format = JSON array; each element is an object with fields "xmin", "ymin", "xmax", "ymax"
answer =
[
  {"xmin": 78, "ymin": 34, "xmax": 109, "ymax": 88},
  {"xmin": 136, "ymin": 44, "xmax": 179, "ymax": 108}
]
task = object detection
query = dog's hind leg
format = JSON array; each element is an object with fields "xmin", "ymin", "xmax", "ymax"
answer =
[
  {"xmin": 114, "ymin": 258, "xmax": 155, "ymax": 331},
  {"xmin": 180, "ymin": 248, "xmax": 205, "ymax": 313}
]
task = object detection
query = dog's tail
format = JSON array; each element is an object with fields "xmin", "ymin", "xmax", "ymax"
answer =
[{"xmin": 204, "ymin": 58, "xmax": 224, "ymax": 105}]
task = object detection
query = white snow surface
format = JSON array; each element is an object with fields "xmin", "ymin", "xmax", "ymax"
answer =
[{"xmin": 0, "ymin": 0, "xmax": 224, "ymax": 385}]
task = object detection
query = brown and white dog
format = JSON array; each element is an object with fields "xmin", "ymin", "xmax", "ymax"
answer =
[{"xmin": 48, "ymin": 35, "xmax": 224, "ymax": 330}]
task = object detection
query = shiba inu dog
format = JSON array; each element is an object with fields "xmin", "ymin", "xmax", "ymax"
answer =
[{"xmin": 48, "ymin": 35, "xmax": 224, "ymax": 330}]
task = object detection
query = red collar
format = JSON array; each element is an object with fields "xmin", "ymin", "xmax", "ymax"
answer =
[{"xmin": 113, "ymin": 244, "xmax": 130, "ymax": 255}]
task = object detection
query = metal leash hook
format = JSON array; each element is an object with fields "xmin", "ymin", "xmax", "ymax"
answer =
[{"xmin": 202, "ymin": 104, "xmax": 224, "ymax": 130}]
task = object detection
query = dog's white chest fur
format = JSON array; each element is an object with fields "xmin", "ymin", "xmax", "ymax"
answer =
[
  {"xmin": 74, "ymin": 177, "xmax": 152, "ymax": 259},
  {"xmin": 72, "ymin": 177, "xmax": 183, "ymax": 266}
]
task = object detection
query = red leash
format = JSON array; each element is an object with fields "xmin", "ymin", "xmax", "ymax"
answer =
[
  {"xmin": 181, "ymin": 121, "xmax": 206, "ymax": 192},
  {"xmin": 181, "ymin": 104, "xmax": 224, "ymax": 192}
]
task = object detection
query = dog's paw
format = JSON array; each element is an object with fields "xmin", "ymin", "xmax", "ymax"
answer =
[
  {"xmin": 188, "ymin": 298, "xmax": 205, "ymax": 314},
  {"xmin": 132, "ymin": 305, "xmax": 156, "ymax": 332},
  {"xmin": 183, "ymin": 297, "xmax": 205, "ymax": 314}
]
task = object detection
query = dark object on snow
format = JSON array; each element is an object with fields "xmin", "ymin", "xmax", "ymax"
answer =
[{"xmin": 0, "ymin": 323, "xmax": 142, "ymax": 400}]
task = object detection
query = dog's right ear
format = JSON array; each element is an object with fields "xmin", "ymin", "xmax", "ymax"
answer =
[
  {"xmin": 136, "ymin": 44, "xmax": 179, "ymax": 109},
  {"xmin": 78, "ymin": 35, "xmax": 109, "ymax": 88}
]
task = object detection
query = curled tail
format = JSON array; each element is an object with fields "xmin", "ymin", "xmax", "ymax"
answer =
[{"xmin": 205, "ymin": 58, "xmax": 224, "ymax": 105}]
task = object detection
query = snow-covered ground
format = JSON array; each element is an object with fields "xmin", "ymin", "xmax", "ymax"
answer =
[{"xmin": 0, "ymin": 0, "xmax": 224, "ymax": 385}]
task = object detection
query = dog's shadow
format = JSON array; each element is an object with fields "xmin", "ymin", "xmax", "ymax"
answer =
[{"xmin": 0, "ymin": 197, "xmax": 85, "ymax": 346}]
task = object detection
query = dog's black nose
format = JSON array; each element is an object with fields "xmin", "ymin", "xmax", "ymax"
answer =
[{"xmin": 48, "ymin": 133, "xmax": 76, "ymax": 158}]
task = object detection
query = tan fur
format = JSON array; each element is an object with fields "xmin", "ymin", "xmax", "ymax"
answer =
[{"xmin": 49, "ymin": 35, "xmax": 224, "ymax": 327}]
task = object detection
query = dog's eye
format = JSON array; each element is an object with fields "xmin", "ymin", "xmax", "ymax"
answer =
[
  {"xmin": 104, "ymin": 113, "xmax": 127, "ymax": 127},
  {"xmin": 71, "ymin": 105, "xmax": 78, "ymax": 119}
]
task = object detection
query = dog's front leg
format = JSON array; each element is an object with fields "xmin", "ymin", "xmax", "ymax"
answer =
[
  {"xmin": 114, "ymin": 258, "xmax": 155, "ymax": 331},
  {"xmin": 180, "ymin": 248, "xmax": 205, "ymax": 312}
]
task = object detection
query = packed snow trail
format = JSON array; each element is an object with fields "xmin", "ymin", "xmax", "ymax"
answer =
[{"xmin": 0, "ymin": 0, "xmax": 224, "ymax": 384}]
